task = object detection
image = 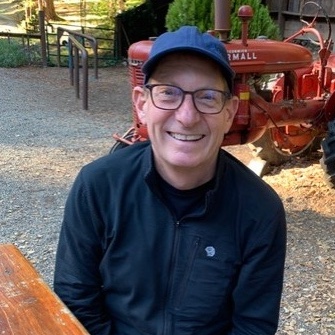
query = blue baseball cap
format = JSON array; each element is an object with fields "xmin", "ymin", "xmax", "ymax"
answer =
[{"xmin": 142, "ymin": 26, "xmax": 235, "ymax": 92}]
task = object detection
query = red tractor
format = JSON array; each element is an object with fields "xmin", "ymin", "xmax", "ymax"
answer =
[{"xmin": 113, "ymin": 0, "xmax": 335, "ymax": 187}]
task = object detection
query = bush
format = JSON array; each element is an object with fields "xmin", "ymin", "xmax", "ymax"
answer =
[
  {"xmin": 90, "ymin": 0, "xmax": 144, "ymax": 30},
  {"xmin": 230, "ymin": 0, "xmax": 279, "ymax": 39},
  {"xmin": 165, "ymin": 0, "xmax": 279, "ymax": 40},
  {"xmin": 0, "ymin": 39, "xmax": 31, "ymax": 67},
  {"xmin": 165, "ymin": 0, "xmax": 213, "ymax": 33}
]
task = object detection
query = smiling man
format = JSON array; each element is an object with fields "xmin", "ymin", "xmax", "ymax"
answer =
[
  {"xmin": 54, "ymin": 26, "xmax": 287, "ymax": 335},
  {"xmin": 133, "ymin": 50, "xmax": 238, "ymax": 190}
]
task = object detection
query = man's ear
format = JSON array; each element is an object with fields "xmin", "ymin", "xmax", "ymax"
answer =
[
  {"xmin": 132, "ymin": 86, "xmax": 148, "ymax": 125},
  {"xmin": 228, "ymin": 96, "xmax": 239, "ymax": 120},
  {"xmin": 224, "ymin": 96, "xmax": 239, "ymax": 133}
]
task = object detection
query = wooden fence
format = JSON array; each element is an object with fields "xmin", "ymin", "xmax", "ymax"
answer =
[{"xmin": 265, "ymin": 0, "xmax": 335, "ymax": 41}]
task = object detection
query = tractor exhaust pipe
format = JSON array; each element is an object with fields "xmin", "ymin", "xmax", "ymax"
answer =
[{"xmin": 214, "ymin": 0, "xmax": 231, "ymax": 41}]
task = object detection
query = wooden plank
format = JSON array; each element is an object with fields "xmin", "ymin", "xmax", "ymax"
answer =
[
  {"xmin": 287, "ymin": 0, "xmax": 300, "ymax": 13},
  {"xmin": 0, "ymin": 244, "xmax": 89, "ymax": 335},
  {"xmin": 265, "ymin": 0, "xmax": 280, "ymax": 12},
  {"xmin": 282, "ymin": 11, "xmax": 335, "ymax": 19}
]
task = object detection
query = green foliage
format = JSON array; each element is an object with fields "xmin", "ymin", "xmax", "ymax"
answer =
[
  {"xmin": 90, "ymin": 0, "xmax": 113, "ymax": 24},
  {"xmin": 165, "ymin": 0, "xmax": 279, "ymax": 40},
  {"xmin": 91, "ymin": 0, "xmax": 145, "ymax": 29},
  {"xmin": 25, "ymin": 12, "xmax": 40, "ymax": 32},
  {"xmin": 165, "ymin": 0, "xmax": 213, "ymax": 32},
  {"xmin": 230, "ymin": 0, "xmax": 279, "ymax": 39},
  {"xmin": 0, "ymin": 39, "xmax": 32, "ymax": 67},
  {"xmin": 126, "ymin": 0, "xmax": 145, "ymax": 9}
]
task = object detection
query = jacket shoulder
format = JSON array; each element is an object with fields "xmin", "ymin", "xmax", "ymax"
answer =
[{"xmin": 82, "ymin": 141, "xmax": 150, "ymax": 177}]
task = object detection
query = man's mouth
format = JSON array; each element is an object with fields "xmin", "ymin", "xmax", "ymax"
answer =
[{"xmin": 168, "ymin": 132, "xmax": 204, "ymax": 141}]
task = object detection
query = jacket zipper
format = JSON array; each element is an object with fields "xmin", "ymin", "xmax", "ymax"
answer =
[
  {"xmin": 174, "ymin": 236, "xmax": 200, "ymax": 309},
  {"xmin": 163, "ymin": 220, "xmax": 181, "ymax": 335}
]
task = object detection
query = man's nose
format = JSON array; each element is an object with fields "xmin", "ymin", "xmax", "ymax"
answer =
[{"xmin": 175, "ymin": 94, "xmax": 201, "ymax": 126}]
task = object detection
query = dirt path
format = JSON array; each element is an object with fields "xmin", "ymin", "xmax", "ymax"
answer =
[{"xmin": 0, "ymin": 0, "xmax": 84, "ymax": 32}]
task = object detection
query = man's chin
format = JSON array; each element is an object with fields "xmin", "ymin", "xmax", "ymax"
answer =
[{"xmin": 166, "ymin": 155, "xmax": 205, "ymax": 169}]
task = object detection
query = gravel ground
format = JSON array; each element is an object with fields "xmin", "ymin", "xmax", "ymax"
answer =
[
  {"xmin": 0, "ymin": 66, "xmax": 335, "ymax": 334},
  {"xmin": 0, "ymin": 65, "xmax": 132, "ymax": 282}
]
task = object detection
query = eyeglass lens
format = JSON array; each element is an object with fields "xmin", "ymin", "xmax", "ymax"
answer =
[{"xmin": 147, "ymin": 85, "xmax": 230, "ymax": 114}]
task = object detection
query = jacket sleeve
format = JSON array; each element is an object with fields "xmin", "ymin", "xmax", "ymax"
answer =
[
  {"xmin": 228, "ymin": 203, "xmax": 287, "ymax": 335},
  {"xmin": 54, "ymin": 170, "xmax": 113, "ymax": 335}
]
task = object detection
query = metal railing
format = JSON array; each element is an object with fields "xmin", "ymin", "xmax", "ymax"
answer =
[
  {"xmin": 56, "ymin": 27, "xmax": 98, "ymax": 110},
  {"xmin": 68, "ymin": 35, "xmax": 89, "ymax": 110}
]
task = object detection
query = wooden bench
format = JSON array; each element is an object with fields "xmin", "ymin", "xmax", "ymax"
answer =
[{"xmin": 0, "ymin": 244, "xmax": 90, "ymax": 334}]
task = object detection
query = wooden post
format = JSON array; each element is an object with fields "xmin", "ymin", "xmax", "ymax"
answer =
[
  {"xmin": 37, "ymin": 0, "xmax": 47, "ymax": 67},
  {"xmin": 277, "ymin": 0, "xmax": 289, "ymax": 39},
  {"xmin": 38, "ymin": 10, "xmax": 47, "ymax": 67}
]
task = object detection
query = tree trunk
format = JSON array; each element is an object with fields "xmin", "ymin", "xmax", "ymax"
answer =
[{"xmin": 44, "ymin": 0, "xmax": 62, "ymax": 21}]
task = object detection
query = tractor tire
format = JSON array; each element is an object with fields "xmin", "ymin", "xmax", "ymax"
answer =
[{"xmin": 320, "ymin": 122, "xmax": 335, "ymax": 188}]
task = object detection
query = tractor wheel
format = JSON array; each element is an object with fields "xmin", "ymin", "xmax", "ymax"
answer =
[
  {"xmin": 249, "ymin": 126, "xmax": 321, "ymax": 167},
  {"xmin": 320, "ymin": 121, "xmax": 335, "ymax": 188}
]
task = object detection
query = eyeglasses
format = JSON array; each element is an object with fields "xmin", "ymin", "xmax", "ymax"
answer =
[{"xmin": 145, "ymin": 84, "xmax": 232, "ymax": 115}]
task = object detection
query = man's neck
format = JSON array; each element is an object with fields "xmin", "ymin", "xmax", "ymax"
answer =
[{"xmin": 154, "ymin": 161, "xmax": 216, "ymax": 190}]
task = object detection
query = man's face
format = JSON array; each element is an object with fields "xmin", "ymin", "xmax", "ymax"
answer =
[{"xmin": 133, "ymin": 53, "xmax": 239, "ymax": 185}]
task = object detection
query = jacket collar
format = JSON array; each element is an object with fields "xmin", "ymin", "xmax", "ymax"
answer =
[{"xmin": 143, "ymin": 142, "xmax": 228, "ymax": 214}]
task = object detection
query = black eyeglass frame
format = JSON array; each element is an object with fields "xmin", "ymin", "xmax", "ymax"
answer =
[{"xmin": 144, "ymin": 84, "xmax": 232, "ymax": 115}]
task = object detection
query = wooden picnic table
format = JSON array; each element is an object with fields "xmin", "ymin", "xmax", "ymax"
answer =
[{"xmin": 0, "ymin": 244, "xmax": 90, "ymax": 334}]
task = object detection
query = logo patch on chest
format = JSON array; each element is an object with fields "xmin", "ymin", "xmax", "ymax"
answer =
[{"xmin": 205, "ymin": 246, "xmax": 216, "ymax": 257}]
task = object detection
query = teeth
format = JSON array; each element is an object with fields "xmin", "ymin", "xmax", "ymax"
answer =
[{"xmin": 170, "ymin": 132, "xmax": 203, "ymax": 141}]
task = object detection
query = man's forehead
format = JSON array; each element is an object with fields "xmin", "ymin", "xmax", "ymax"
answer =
[{"xmin": 151, "ymin": 52, "xmax": 228, "ymax": 84}]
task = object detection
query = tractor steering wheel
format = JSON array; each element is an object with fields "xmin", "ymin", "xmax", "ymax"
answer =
[{"xmin": 299, "ymin": 1, "xmax": 331, "ymax": 46}]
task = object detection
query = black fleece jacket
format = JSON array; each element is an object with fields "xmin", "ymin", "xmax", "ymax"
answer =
[{"xmin": 54, "ymin": 141, "xmax": 286, "ymax": 335}]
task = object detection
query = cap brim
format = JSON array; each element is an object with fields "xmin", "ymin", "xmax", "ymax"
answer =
[{"xmin": 142, "ymin": 47, "xmax": 235, "ymax": 91}]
